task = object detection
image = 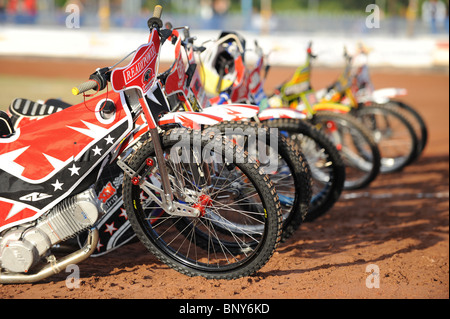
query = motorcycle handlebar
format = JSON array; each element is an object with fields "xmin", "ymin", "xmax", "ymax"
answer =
[
  {"xmin": 307, "ymin": 41, "xmax": 317, "ymax": 59},
  {"xmin": 153, "ymin": 5, "xmax": 162, "ymax": 19},
  {"xmin": 72, "ymin": 67, "xmax": 109, "ymax": 95},
  {"xmin": 72, "ymin": 80, "xmax": 98, "ymax": 96},
  {"xmin": 147, "ymin": 5, "xmax": 163, "ymax": 29},
  {"xmin": 73, "ymin": 5, "xmax": 163, "ymax": 96}
]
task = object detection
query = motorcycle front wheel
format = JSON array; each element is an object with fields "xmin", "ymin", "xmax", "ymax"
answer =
[
  {"xmin": 202, "ymin": 120, "xmax": 312, "ymax": 242},
  {"xmin": 354, "ymin": 104, "xmax": 418, "ymax": 173},
  {"xmin": 261, "ymin": 117, "xmax": 346, "ymax": 222},
  {"xmin": 311, "ymin": 111, "xmax": 381, "ymax": 190},
  {"xmin": 122, "ymin": 127, "xmax": 282, "ymax": 279},
  {"xmin": 373, "ymin": 100, "xmax": 427, "ymax": 163}
]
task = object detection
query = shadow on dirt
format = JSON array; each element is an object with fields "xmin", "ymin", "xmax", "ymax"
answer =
[{"xmin": 270, "ymin": 154, "xmax": 449, "ymax": 275}]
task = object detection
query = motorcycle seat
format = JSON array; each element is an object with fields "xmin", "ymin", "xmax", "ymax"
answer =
[
  {"xmin": 9, "ymin": 98, "xmax": 70, "ymax": 119},
  {"xmin": 0, "ymin": 110, "xmax": 14, "ymax": 137}
]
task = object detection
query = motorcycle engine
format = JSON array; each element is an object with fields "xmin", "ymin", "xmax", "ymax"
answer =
[{"xmin": 0, "ymin": 188, "xmax": 103, "ymax": 273}]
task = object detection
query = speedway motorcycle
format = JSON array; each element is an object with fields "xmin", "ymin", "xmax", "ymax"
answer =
[
  {"xmin": 157, "ymin": 25, "xmax": 312, "ymax": 241},
  {"xmin": 340, "ymin": 44, "xmax": 427, "ymax": 161},
  {"xmin": 0, "ymin": 6, "xmax": 283, "ymax": 283},
  {"xmin": 6, "ymin": 24, "xmax": 311, "ymax": 254},
  {"xmin": 198, "ymin": 32, "xmax": 349, "ymax": 222},
  {"xmin": 262, "ymin": 41, "xmax": 383, "ymax": 190},
  {"xmin": 315, "ymin": 45, "xmax": 421, "ymax": 173}
]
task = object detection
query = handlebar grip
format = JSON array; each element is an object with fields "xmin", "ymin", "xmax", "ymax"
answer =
[
  {"xmin": 72, "ymin": 80, "xmax": 98, "ymax": 96},
  {"xmin": 153, "ymin": 5, "xmax": 162, "ymax": 19},
  {"xmin": 147, "ymin": 5, "xmax": 163, "ymax": 29}
]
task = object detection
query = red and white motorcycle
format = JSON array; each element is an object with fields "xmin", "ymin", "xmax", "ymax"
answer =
[
  {"xmin": 0, "ymin": 6, "xmax": 284, "ymax": 283},
  {"xmin": 153, "ymin": 26, "xmax": 312, "ymax": 241}
]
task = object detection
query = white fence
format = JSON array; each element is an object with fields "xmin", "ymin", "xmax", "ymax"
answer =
[{"xmin": 0, "ymin": 26, "xmax": 448, "ymax": 68}]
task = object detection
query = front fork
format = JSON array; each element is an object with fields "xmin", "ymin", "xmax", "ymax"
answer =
[
  {"xmin": 147, "ymin": 126, "xmax": 174, "ymax": 209},
  {"xmin": 136, "ymin": 88, "xmax": 175, "ymax": 212},
  {"xmin": 117, "ymin": 88, "xmax": 209, "ymax": 218},
  {"xmin": 117, "ymin": 130, "xmax": 204, "ymax": 218}
]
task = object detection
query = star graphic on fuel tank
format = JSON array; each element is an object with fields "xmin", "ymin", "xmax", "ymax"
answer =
[
  {"xmin": 96, "ymin": 240, "xmax": 104, "ymax": 252},
  {"xmin": 51, "ymin": 179, "xmax": 64, "ymax": 191},
  {"xmin": 105, "ymin": 135, "xmax": 115, "ymax": 145},
  {"xmin": 119, "ymin": 207, "xmax": 128, "ymax": 220},
  {"xmin": 92, "ymin": 146, "xmax": 102, "ymax": 156},
  {"xmin": 68, "ymin": 163, "xmax": 81, "ymax": 176}
]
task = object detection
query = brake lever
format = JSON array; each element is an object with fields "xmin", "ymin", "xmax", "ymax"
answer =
[
  {"xmin": 159, "ymin": 28, "xmax": 173, "ymax": 45},
  {"xmin": 193, "ymin": 46, "xmax": 206, "ymax": 53},
  {"xmin": 89, "ymin": 67, "xmax": 110, "ymax": 91}
]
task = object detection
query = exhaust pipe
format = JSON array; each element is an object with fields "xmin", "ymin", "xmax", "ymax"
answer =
[{"xmin": 0, "ymin": 228, "xmax": 99, "ymax": 284}]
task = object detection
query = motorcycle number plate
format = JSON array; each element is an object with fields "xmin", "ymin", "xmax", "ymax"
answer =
[{"xmin": 111, "ymin": 29, "xmax": 161, "ymax": 95}]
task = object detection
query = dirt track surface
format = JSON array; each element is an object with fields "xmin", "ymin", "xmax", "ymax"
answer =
[{"xmin": 0, "ymin": 57, "xmax": 448, "ymax": 300}]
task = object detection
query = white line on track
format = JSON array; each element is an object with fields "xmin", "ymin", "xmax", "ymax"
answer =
[{"xmin": 342, "ymin": 191, "xmax": 449, "ymax": 200}]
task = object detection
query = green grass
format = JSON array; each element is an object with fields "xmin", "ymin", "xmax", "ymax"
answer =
[{"xmin": 0, "ymin": 74, "xmax": 86, "ymax": 111}]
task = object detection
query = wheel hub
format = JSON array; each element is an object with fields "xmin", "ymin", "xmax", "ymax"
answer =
[{"xmin": 192, "ymin": 194, "xmax": 213, "ymax": 217}]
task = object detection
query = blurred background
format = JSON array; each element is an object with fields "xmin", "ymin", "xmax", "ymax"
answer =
[
  {"xmin": 0, "ymin": 0, "xmax": 448, "ymax": 107},
  {"xmin": 0, "ymin": 0, "xmax": 449, "ymax": 35},
  {"xmin": 0, "ymin": 0, "xmax": 448, "ymax": 68}
]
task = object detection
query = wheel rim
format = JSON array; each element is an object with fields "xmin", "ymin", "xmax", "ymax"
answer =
[
  {"xmin": 358, "ymin": 107, "xmax": 416, "ymax": 173},
  {"xmin": 130, "ymin": 145, "xmax": 273, "ymax": 274},
  {"xmin": 315, "ymin": 116, "xmax": 376, "ymax": 189}
]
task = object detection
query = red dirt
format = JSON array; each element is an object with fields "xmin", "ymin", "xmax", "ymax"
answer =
[{"xmin": 0, "ymin": 56, "xmax": 448, "ymax": 301}]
